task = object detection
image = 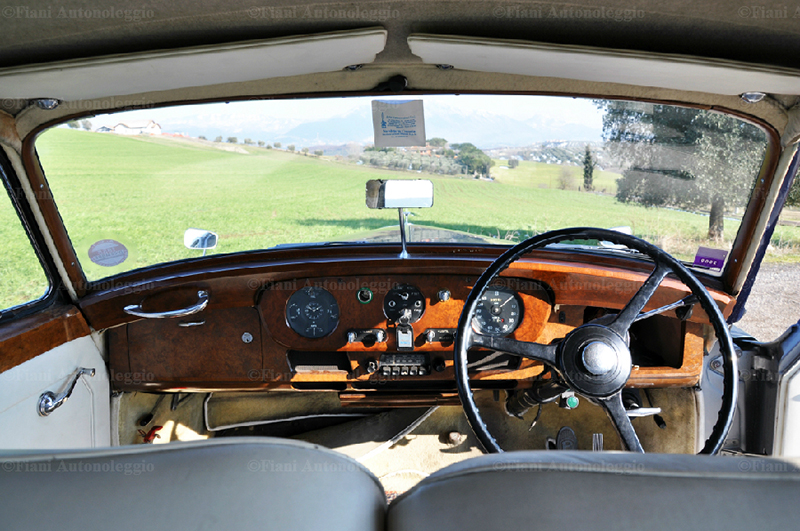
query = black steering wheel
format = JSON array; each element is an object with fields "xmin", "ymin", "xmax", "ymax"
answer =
[{"xmin": 454, "ymin": 228, "xmax": 737, "ymax": 454}]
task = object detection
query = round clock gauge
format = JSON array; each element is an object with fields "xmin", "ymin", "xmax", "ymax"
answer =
[{"xmin": 285, "ymin": 286, "xmax": 340, "ymax": 338}]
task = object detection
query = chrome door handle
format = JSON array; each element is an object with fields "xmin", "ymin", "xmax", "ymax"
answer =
[
  {"xmin": 38, "ymin": 368, "xmax": 95, "ymax": 416},
  {"xmin": 124, "ymin": 290, "xmax": 209, "ymax": 318}
]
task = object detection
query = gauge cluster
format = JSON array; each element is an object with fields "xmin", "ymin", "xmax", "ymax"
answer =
[
  {"xmin": 273, "ymin": 277, "xmax": 550, "ymax": 359},
  {"xmin": 258, "ymin": 274, "xmax": 553, "ymax": 381}
]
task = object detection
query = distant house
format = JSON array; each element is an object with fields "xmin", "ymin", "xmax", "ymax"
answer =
[
  {"xmin": 112, "ymin": 120, "xmax": 161, "ymax": 136},
  {"xmin": 95, "ymin": 126, "xmax": 113, "ymax": 133},
  {"xmin": 404, "ymin": 143, "xmax": 433, "ymax": 156}
]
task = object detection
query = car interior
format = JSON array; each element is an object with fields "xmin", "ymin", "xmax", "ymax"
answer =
[{"xmin": 2, "ymin": 1, "xmax": 800, "ymax": 530}]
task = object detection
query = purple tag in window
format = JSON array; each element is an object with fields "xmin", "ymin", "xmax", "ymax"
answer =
[{"xmin": 693, "ymin": 247, "xmax": 728, "ymax": 270}]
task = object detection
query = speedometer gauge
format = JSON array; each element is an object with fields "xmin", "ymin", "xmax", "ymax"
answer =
[
  {"xmin": 472, "ymin": 287, "xmax": 523, "ymax": 337},
  {"xmin": 286, "ymin": 286, "xmax": 340, "ymax": 338}
]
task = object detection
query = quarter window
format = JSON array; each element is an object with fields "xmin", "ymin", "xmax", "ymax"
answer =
[{"xmin": 0, "ymin": 181, "xmax": 50, "ymax": 312}]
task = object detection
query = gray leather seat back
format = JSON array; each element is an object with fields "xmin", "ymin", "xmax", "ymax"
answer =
[
  {"xmin": 0, "ymin": 437, "xmax": 386, "ymax": 531},
  {"xmin": 388, "ymin": 451, "xmax": 800, "ymax": 531}
]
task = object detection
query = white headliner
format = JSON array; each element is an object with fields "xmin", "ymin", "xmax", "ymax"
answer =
[
  {"xmin": 408, "ymin": 34, "xmax": 800, "ymax": 96},
  {"xmin": 0, "ymin": 28, "xmax": 387, "ymax": 101}
]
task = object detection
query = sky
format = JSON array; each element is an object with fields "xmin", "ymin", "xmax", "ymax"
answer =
[{"xmin": 86, "ymin": 94, "xmax": 605, "ymax": 144}]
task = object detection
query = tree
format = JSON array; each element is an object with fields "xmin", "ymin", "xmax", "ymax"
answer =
[
  {"xmin": 274, "ymin": 142, "xmax": 281, "ymax": 148},
  {"xmin": 226, "ymin": 137, "xmax": 238, "ymax": 143},
  {"xmin": 583, "ymin": 145, "xmax": 595, "ymax": 191},
  {"xmin": 244, "ymin": 138, "xmax": 254, "ymax": 145},
  {"xmin": 508, "ymin": 159, "xmax": 519, "ymax": 169},
  {"xmin": 199, "ymin": 135, "xmax": 207, "ymax": 140},
  {"xmin": 453, "ymin": 143, "xmax": 494, "ymax": 177},
  {"xmin": 428, "ymin": 137, "xmax": 447, "ymax": 147},
  {"xmin": 66, "ymin": 121, "xmax": 79, "ymax": 129},
  {"xmin": 301, "ymin": 147, "xmax": 309, "ymax": 154},
  {"xmin": 692, "ymin": 113, "xmax": 766, "ymax": 240},
  {"xmin": 786, "ymin": 177, "xmax": 800, "ymax": 207},
  {"xmin": 597, "ymin": 101, "xmax": 766, "ymax": 240},
  {"xmin": 257, "ymin": 141, "xmax": 265, "ymax": 147},
  {"xmin": 287, "ymin": 144, "xmax": 295, "ymax": 152},
  {"xmin": 558, "ymin": 166, "xmax": 576, "ymax": 190},
  {"xmin": 80, "ymin": 119, "xmax": 92, "ymax": 131},
  {"xmin": 214, "ymin": 136, "xmax": 223, "ymax": 142},
  {"xmin": 314, "ymin": 150, "xmax": 323, "ymax": 156}
]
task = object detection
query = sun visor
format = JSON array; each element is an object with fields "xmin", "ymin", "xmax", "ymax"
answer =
[
  {"xmin": 0, "ymin": 28, "xmax": 387, "ymax": 101},
  {"xmin": 408, "ymin": 34, "xmax": 800, "ymax": 96}
]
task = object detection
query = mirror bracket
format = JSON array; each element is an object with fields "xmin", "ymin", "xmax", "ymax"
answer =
[{"xmin": 398, "ymin": 208, "xmax": 409, "ymax": 259}]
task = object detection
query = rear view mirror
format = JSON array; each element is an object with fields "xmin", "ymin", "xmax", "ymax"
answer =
[
  {"xmin": 184, "ymin": 228, "xmax": 218, "ymax": 253},
  {"xmin": 366, "ymin": 179, "xmax": 433, "ymax": 209}
]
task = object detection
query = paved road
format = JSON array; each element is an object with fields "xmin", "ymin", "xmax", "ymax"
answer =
[{"xmin": 736, "ymin": 263, "xmax": 800, "ymax": 342}]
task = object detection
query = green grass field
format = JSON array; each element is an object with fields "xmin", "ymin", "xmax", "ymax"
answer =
[
  {"xmin": 491, "ymin": 159, "xmax": 620, "ymax": 195},
  {"xmin": 2, "ymin": 128, "xmax": 798, "ymax": 309}
]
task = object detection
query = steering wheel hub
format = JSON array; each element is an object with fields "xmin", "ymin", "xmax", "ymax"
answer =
[
  {"xmin": 581, "ymin": 341, "xmax": 617, "ymax": 375},
  {"xmin": 560, "ymin": 324, "xmax": 631, "ymax": 397}
]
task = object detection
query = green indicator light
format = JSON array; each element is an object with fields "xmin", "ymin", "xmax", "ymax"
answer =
[
  {"xmin": 356, "ymin": 287, "xmax": 374, "ymax": 304},
  {"xmin": 566, "ymin": 396, "xmax": 579, "ymax": 409}
]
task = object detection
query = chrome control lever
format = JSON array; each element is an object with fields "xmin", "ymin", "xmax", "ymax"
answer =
[
  {"xmin": 38, "ymin": 367, "xmax": 96, "ymax": 417},
  {"xmin": 625, "ymin": 406, "xmax": 662, "ymax": 418}
]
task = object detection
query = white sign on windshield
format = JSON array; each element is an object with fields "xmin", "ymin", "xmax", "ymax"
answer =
[{"xmin": 372, "ymin": 99, "xmax": 426, "ymax": 147}]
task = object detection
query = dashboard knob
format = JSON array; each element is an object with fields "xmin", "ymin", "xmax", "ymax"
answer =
[
  {"xmin": 426, "ymin": 330, "xmax": 437, "ymax": 343},
  {"xmin": 375, "ymin": 330, "xmax": 386, "ymax": 342},
  {"xmin": 365, "ymin": 359, "xmax": 378, "ymax": 374},
  {"xmin": 398, "ymin": 308, "xmax": 413, "ymax": 325},
  {"xmin": 438, "ymin": 290, "xmax": 451, "ymax": 302},
  {"xmin": 347, "ymin": 332, "xmax": 357, "ymax": 344}
]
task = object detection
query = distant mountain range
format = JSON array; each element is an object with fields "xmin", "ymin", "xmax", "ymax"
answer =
[{"xmin": 157, "ymin": 103, "xmax": 602, "ymax": 149}]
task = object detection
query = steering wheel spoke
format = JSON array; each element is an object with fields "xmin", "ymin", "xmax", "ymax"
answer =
[
  {"xmin": 609, "ymin": 262, "xmax": 670, "ymax": 336},
  {"xmin": 469, "ymin": 332, "xmax": 558, "ymax": 365},
  {"xmin": 596, "ymin": 392, "xmax": 644, "ymax": 453}
]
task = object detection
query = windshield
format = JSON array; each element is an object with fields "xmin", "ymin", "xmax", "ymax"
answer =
[{"xmin": 35, "ymin": 95, "xmax": 774, "ymax": 282}]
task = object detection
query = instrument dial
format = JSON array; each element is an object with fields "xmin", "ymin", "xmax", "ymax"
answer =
[
  {"xmin": 286, "ymin": 286, "xmax": 340, "ymax": 338},
  {"xmin": 383, "ymin": 284, "xmax": 425, "ymax": 323},
  {"xmin": 472, "ymin": 287, "xmax": 523, "ymax": 337}
]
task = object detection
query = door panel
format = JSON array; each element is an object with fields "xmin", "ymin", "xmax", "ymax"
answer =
[
  {"xmin": 1, "ymin": 121, "xmax": 109, "ymax": 449},
  {"xmin": 0, "ymin": 335, "xmax": 110, "ymax": 449}
]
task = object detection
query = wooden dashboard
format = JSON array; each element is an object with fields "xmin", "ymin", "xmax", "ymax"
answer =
[{"xmin": 100, "ymin": 246, "xmax": 733, "ymax": 394}]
